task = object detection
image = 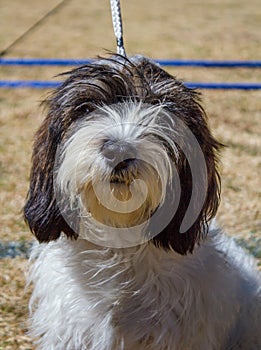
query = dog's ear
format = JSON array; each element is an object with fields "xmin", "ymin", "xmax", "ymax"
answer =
[
  {"xmin": 152, "ymin": 95, "xmax": 222, "ymax": 255},
  {"xmin": 24, "ymin": 107, "xmax": 78, "ymax": 243},
  {"xmin": 133, "ymin": 58, "xmax": 222, "ymax": 254},
  {"xmin": 23, "ymin": 58, "xmax": 131, "ymax": 243}
]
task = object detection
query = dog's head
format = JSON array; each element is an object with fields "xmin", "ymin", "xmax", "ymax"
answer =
[{"xmin": 24, "ymin": 55, "xmax": 221, "ymax": 254}]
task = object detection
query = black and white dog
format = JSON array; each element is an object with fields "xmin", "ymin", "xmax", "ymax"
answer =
[{"xmin": 24, "ymin": 55, "xmax": 260, "ymax": 350}]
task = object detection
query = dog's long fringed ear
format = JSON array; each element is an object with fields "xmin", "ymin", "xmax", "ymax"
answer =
[
  {"xmin": 23, "ymin": 56, "xmax": 133, "ymax": 243},
  {"xmin": 24, "ymin": 106, "xmax": 77, "ymax": 243},
  {"xmin": 150, "ymin": 80, "xmax": 222, "ymax": 255}
]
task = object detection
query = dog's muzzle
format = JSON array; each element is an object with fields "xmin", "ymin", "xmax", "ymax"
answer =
[{"xmin": 102, "ymin": 140, "xmax": 138, "ymax": 183}]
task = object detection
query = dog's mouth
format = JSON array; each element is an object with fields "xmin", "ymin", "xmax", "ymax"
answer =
[
  {"xmin": 79, "ymin": 157, "xmax": 163, "ymax": 229},
  {"xmin": 110, "ymin": 159, "xmax": 138, "ymax": 185},
  {"xmin": 110, "ymin": 175, "xmax": 135, "ymax": 185},
  {"xmin": 110, "ymin": 178, "xmax": 127, "ymax": 184}
]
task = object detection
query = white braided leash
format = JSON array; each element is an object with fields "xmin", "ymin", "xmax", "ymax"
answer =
[{"xmin": 110, "ymin": 0, "xmax": 126, "ymax": 56}]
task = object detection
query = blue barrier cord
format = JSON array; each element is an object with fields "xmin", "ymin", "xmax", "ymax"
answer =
[
  {"xmin": 1, "ymin": 80, "xmax": 261, "ymax": 90},
  {"xmin": 1, "ymin": 237, "xmax": 260, "ymax": 258},
  {"xmin": 1, "ymin": 58, "xmax": 261, "ymax": 68},
  {"xmin": 186, "ymin": 82, "xmax": 261, "ymax": 90},
  {"xmin": 0, "ymin": 80, "xmax": 60, "ymax": 88},
  {"xmin": 0, "ymin": 58, "xmax": 92, "ymax": 66},
  {"xmin": 157, "ymin": 59, "xmax": 261, "ymax": 68}
]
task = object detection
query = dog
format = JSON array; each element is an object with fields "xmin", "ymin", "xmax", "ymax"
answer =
[{"xmin": 24, "ymin": 55, "xmax": 261, "ymax": 350}]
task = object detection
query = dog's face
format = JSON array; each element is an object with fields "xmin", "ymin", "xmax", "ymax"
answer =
[{"xmin": 24, "ymin": 55, "xmax": 221, "ymax": 254}]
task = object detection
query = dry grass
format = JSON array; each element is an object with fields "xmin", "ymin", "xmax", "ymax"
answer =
[
  {"xmin": 0, "ymin": 259, "xmax": 32, "ymax": 350},
  {"xmin": 0, "ymin": 0, "xmax": 260, "ymax": 348}
]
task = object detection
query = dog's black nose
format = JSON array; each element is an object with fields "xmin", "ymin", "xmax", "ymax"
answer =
[{"xmin": 102, "ymin": 140, "xmax": 137, "ymax": 168}]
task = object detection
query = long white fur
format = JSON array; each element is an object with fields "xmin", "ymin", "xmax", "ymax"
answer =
[{"xmin": 29, "ymin": 222, "xmax": 260, "ymax": 350}]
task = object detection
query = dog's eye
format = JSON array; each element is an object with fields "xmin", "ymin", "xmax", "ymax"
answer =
[
  {"xmin": 73, "ymin": 101, "xmax": 95, "ymax": 118},
  {"xmin": 75, "ymin": 104, "xmax": 90, "ymax": 114}
]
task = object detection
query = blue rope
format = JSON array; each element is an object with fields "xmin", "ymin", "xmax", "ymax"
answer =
[
  {"xmin": 157, "ymin": 59, "xmax": 261, "ymax": 68},
  {"xmin": 1, "ymin": 237, "xmax": 260, "ymax": 258},
  {"xmin": 0, "ymin": 80, "xmax": 60, "ymax": 88},
  {"xmin": 1, "ymin": 58, "xmax": 261, "ymax": 68},
  {"xmin": 1, "ymin": 58, "xmax": 260, "ymax": 89},
  {"xmin": 0, "ymin": 58, "xmax": 92, "ymax": 66},
  {"xmin": 1, "ymin": 80, "xmax": 261, "ymax": 90},
  {"xmin": 0, "ymin": 240, "xmax": 33, "ymax": 259},
  {"xmin": 185, "ymin": 82, "xmax": 261, "ymax": 90}
]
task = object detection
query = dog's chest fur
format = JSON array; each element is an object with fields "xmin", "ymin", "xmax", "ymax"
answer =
[{"xmin": 30, "ymin": 228, "xmax": 259, "ymax": 350}]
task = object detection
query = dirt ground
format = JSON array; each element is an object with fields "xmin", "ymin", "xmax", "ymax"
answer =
[{"xmin": 0, "ymin": 0, "xmax": 260, "ymax": 348}]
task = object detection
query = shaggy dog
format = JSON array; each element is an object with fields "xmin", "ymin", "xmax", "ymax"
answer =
[{"xmin": 24, "ymin": 55, "xmax": 260, "ymax": 350}]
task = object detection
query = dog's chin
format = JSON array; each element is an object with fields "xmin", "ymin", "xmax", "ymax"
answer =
[
  {"xmin": 109, "ymin": 181, "xmax": 134, "ymax": 202},
  {"xmin": 80, "ymin": 173, "xmax": 162, "ymax": 229}
]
